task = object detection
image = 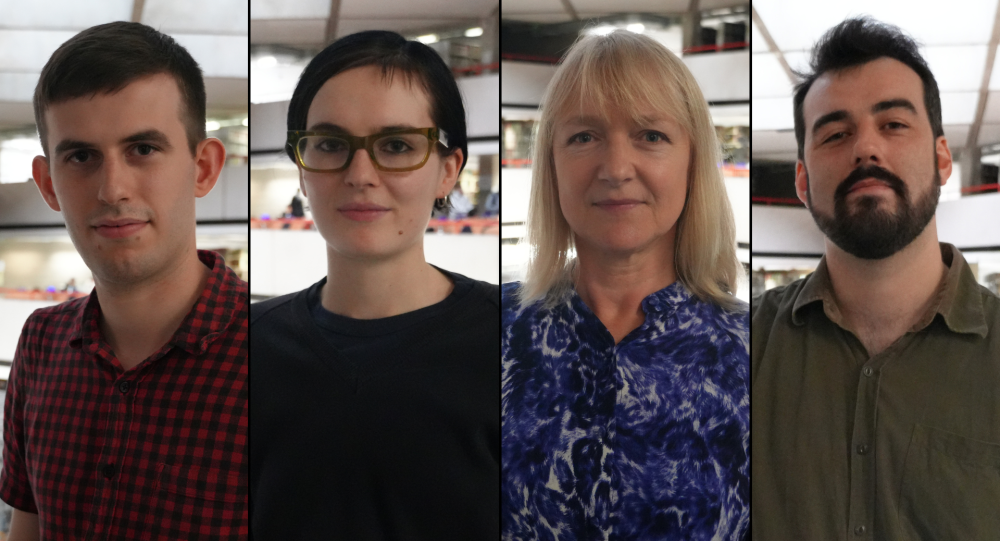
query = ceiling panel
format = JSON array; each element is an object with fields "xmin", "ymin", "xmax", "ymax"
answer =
[
  {"xmin": 335, "ymin": 18, "xmax": 476, "ymax": 39},
  {"xmin": 942, "ymin": 124, "xmax": 971, "ymax": 148},
  {"xmin": 0, "ymin": 102, "xmax": 35, "ymax": 131},
  {"xmin": 977, "ymin": 123, "xmax": 1000, "ymax": 146},
  {"xmin": 751, "ymin": 97, "xmax": 794, "ymax": 131},
  {"xmin": 569, "ymin": 0, "xmax": 690, "ymax": 12},
  {"xmin": 205, "ymin": 77, "xmax": 250, "ymax": 112},
  {"xmin": 753, "ymin": 0, "xmax": 998, "ymax": 51},
  {"xmin": 0, "ymin": 30, "xmax": 77, "ymax": 72},
  {"xmin": 341, "ymin": 0, "xmax": 496, "ymax": 18},
  {"xmin": 0, "ymin": 73, "xmax": 39, "ymax": 103},
  {"xmin": 143, "ymin": 0, "xmax": 249, "ymax": 35},
  {"xmin": 0, "ymin": 0, "xmax": 132, "ymax": 30},
  {"xmin": 941, "ymin": 92, "xmax": 979, "ymax": 124},
  {"xmin": 249, "ymin": 19, "xmax": 327, "ymax": 45},
  {"xmin": 751, "ymin": 20, "xmax": 767, "ymax": 53},
  {"xmin": 500, "ymin": 0, "xmax": 571, "ymax": 16},
  {"xmin": 250, "ymin": 0, "xmax": 332, "ymax": 19},
  {"xmin": 172, "ymin": 34, "xmax": 249, "ymax": 78},
  {"xmin": 751, "ymin": 129, "xmax": 797, "ymax": 154},
  {"xmin": 923, "ymin": 46, "xmax": 988, "ymax": 92},
  {"xmin": 752, "ymin": 53, "xmax": 793, "ymax": 99},
  {"xmin": 982, "ymin": 91, "xmax": 1000, "ymax": 123}
]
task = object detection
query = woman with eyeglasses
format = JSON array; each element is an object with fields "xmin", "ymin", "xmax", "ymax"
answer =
[{"xmin": 249, "ymin": 31, "xmax": 499, "ymax": 540}]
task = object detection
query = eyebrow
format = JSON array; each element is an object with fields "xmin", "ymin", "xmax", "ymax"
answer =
[
  {"xmin": 306, "ymin": 122, "xmax": 419, "ymax": 134},
  {"xmin": 53, "ymin": 129, "xmax": 174, "ymax": 155},
  {"xmin": 811, "ymin": 99, "xmax": 920, "ymax": 138}
]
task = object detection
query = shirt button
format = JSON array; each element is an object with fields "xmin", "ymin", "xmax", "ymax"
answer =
[
  {"xmin": 855, "ymin": 525, "xmax": 866, "ymax": 535},
  {"xmin": 863, "ymin": 367, "xmax": 874, "ymax": 377},
  {"xmin": 857, "ymin": 444, "xmax": 870, "ymax": 455},
  {"xmin": 102, "ymin": 464, "xmax": 116, "ymax": 479},
  {"xmin": 118, "ymin": 380, "xmax": 130, "ymax": 394}
]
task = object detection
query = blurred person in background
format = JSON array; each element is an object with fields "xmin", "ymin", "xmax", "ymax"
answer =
[
  {"xmin": 501, "ymin": 31, "xmax": 749, "ymax": 540},
  {"xmin": 752, "ymin": 18, "xmax": 1000, "ymax": 540},
  {"xmin": 0, "ymin": 22, "xmax": 247, "ymax": 541},
  {"xmin": 250, "ymin": 30, "xmax": 499, "ymax": 540}
]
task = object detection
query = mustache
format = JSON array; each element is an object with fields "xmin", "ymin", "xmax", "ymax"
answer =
[
  {"xmin": 834, "ymin": 165, "xmax": 908, "ymax": 201},
  {"xmin": 89, "ymin": 205, "xmax": 153, "ymax": 223}
]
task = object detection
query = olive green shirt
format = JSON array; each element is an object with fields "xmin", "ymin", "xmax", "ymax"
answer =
[{"xmin": 751, "ymin": 243, "xmax": 1000, "ymax": 541}]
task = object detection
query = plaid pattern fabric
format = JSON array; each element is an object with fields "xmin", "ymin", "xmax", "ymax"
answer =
[{"xmin": 0, "ymin": 250, "xmax": 248, "ymax": 540}]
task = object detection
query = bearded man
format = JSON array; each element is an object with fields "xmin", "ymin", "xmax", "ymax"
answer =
[{"xmin": 751, "ymin": 17, "xmax": 1000, "ymax": 541}]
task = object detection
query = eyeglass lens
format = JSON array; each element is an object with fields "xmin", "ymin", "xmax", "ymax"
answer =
[{"xmin": 297, "ymin": 133, "xmax": 430, "ymax": 171}]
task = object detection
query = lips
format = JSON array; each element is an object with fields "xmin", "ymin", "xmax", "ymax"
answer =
[
  {"xmin": 338, "ymin": 202, "xmax": 390, "ymax": 222},
  {"xmin": 92, "ymin": 219, "xmax": 149, "ymax": 239},
  {"xmin": 594, "ymin": 198, "xmax": 644, "ymax": 211},
  {"xmin": 848, "ymin": 178, "xmax": 892, "ymax": 193}
]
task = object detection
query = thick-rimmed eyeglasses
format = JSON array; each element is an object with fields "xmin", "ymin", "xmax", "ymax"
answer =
[{"xmin": 287, "ymin": 128, "xmax": 449, "ymax": 173}]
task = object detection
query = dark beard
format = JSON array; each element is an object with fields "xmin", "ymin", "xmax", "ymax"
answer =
[{"xmin": 806, "ymin": 164, "xmax": 940, "ymax": 260}]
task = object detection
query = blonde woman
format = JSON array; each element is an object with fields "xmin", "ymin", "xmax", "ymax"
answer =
[{"xmin": 501, "ymin": 31, "xmax": 749, "ymax": 540}]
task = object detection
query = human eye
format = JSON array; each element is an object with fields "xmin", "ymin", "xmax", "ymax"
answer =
[
  {"xmin": 316, "ymin": 137, "xmax": 347, "ymax": 153},
  {"xmin": 131, "ymin": 143, "xmax": 159, "ymax": 157},
  {"xmin": 884, "ymin": 121, "xmax": 908, "ymax": 130},
  {"xmin": 822, "ymin": 131, "xmax": 848, "ymax": 144},
  {"xmin": 641, "ymin": 131, "xmax": 670, "ymax": 144},
  {"xmin": 379, "ymin": 137, "xmax": 415, "ymax": 154},
  {"xmin": 66, "ymin": 150, "xmax": 95, "ymax": 164},
  {"xmin": 567, "ymin": 132, "xmax": 594, "ymax": 144}
]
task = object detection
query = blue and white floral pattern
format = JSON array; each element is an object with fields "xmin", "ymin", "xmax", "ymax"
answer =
[{"xmin": 501, "ymin": 281, "xmax": 749, "ymax": 541}]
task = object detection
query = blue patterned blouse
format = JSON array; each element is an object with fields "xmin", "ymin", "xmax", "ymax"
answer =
[{"xmin": 501, "ymin": 280, "xmax": 750, "ymax": 541}]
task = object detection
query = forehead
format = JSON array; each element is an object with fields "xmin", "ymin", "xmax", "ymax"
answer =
[
  {"xmin": 44, "ymin": 73, "xmax": 184, "ymax": 141},
  {"xmin": 803, "ymin": 57, "xmax": 927, "ymax": 123},
  {"xmin": 306, "ymin": 65, "xmax": 434, "ymax": 131},
  {"xmin": 554, "ymin": 87, "xmax": 683, "ymax": 129}
]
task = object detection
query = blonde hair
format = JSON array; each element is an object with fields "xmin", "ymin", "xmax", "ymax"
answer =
[{"xmin": 517, "ymin": 30, "xmax": 742, "ymax": 311}]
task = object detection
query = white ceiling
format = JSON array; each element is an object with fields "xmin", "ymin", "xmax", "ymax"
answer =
[
  {"xmin": 501, "ymin": 0, "xmax": 750, "ymax": 23},
  {"xmin": 752, "ymin": 0, "xmax": 1000, "ymax": 159},
  {"xmin": 0, "ymin": 0, "xmax": 249, "ymax": 131},
  {"xmin": 250, "ymin": 0, "xmax": 498, "ymax": 46}
]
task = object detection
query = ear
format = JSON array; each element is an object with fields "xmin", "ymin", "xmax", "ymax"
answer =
[
  {"xmin": 794, "ymin": 159, "xmax": 810, "ymax": 208},
  {"xmin": 32, "ymin": 155, "xmax": 61, "ymax": 212},
  {"xmin": 435, "ymin": 149, "xmax": 464, "ymax": 199},
  {"xmin": 192, "ymin": 137, "xmax": 226, "ymax": 198},
  {"xmin": 298, "ymin": 168, "xmax": 308, "ymax": 198},
  {"xmin": 934, "ymin": 135, "xmax": 953, "ymax": 185}
]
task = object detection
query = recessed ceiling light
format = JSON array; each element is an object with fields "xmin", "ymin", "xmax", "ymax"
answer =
[
  {"xmin": 417, "ymin": 34, "xmax": 438, "ymax": 44},
  {"xmin": 465, "ymin": 27, "xmax": 483, "ymax": 37}
]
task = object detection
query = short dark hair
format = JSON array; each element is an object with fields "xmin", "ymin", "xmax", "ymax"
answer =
[
  {"xmin": 34, "ymin": 21, "xmax": 207, "ymax": 157},
  {"xmin": 286, "ymin": 31, "xmax": 468, "ymax": 212},
  {"xmin": 793, "ymin": 17, "xmax": 943, "ymax": 161}
]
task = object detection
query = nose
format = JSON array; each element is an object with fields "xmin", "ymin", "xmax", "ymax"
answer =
[
  {"xmin": 852, "ymin": 122, "xmax": 883, "ymax": 167},
  {"xmin": 597, "ymin": 133, "xmax": 636, "ymax": 186},
  {"xmin": 96, "ymin": 154, "xmax": 132, "ymax": 205},
  {"xmin": 342, "ymin": 148, "xmax": 381, "ymax": 188}
]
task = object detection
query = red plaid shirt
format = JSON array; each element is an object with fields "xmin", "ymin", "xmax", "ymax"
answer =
[{"xmin": 0, "ymin": 250, "xmax": 248, "ymax": 540}]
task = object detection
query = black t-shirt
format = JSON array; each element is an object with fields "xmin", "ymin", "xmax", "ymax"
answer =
[{"xmin": 249, "ymin": 269, "xmax": 499, "ymax": 540}]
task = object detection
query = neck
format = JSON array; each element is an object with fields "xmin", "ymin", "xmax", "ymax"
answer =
[
  {"xmin": 96, "ymin": 248, "xmax": 209, "ymax": 371},
  {"xmin": 573, "ymin": 234, "xmax": 676, "ymax": 342},
  {"xmin": 825, "ymin": 218, "xmax": 946, "ymax": 332},
  {"xmin": 321, "ymin": 243, "xmax": 453, "ymax": 320}
]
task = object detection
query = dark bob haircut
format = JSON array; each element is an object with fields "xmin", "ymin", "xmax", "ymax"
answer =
[
  {"xmin": 34, "ymin": 21, "xmax": 206, "ymax": 157},
  {"xmin": 793, "ymin": 17, "xmax": 943, "ymax": 161},
  {"xmin": 286, "ymin": 31, "xmax": 468, "ymax": 211}
]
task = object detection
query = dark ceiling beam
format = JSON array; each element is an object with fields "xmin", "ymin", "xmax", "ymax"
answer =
[
  {"xmin": 967, "ymin": 0, "xmax": 1000, "ymax": 150},
  {"xmin": 131, "ymin": 0, "xmax": 145, "ymax": 22},
  {"xmin": 325, "ymin": 0, "xmax": 342, "ymax": 44},
  {"xmin": 559, "ymin": 0, "xmax": 579, "ymax": 21},
  {"xmin": 750, "ymin": 4, "xmax": 796, "ymax": 85}
]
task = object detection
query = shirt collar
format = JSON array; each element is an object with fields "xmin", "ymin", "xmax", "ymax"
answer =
[
  {"xmin": 640, "ymin": 280, "xmax": 694, "ymax": 315},
  {"xmin": 791, "ymin": 243, "xmax": 988, "ymax": 337},
  {"xmin": 70, "ymin": 250, "xmax": 246, "ymax": 355}
]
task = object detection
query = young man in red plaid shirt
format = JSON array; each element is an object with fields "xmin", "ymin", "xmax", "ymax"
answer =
[{"xmin": 0, "ymin": 22, "xmax": 248, "ymax": 540}]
